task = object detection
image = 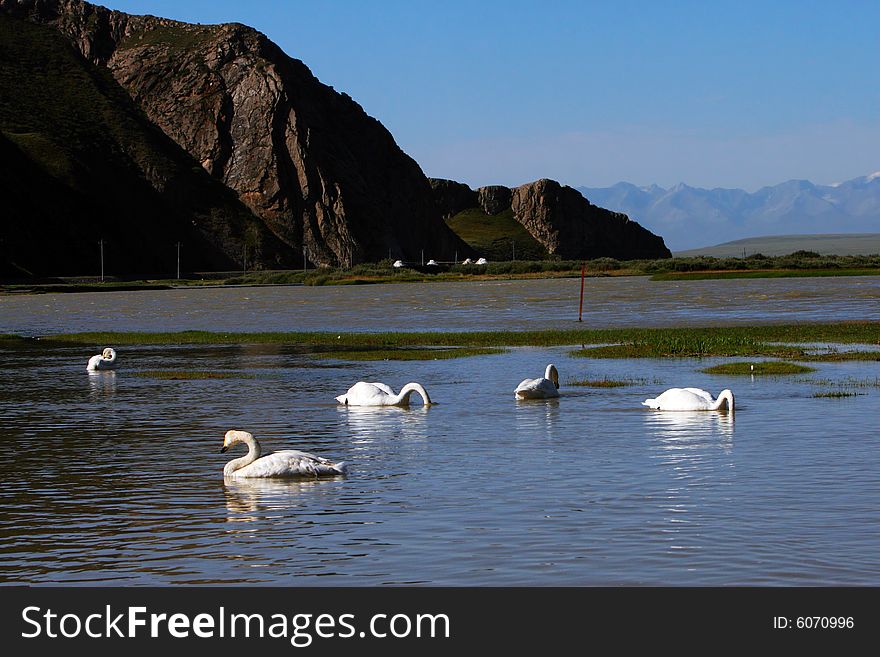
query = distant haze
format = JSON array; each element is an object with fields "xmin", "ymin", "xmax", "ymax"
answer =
[
  {"xmin": 578, "ymin": 173, "xmax": 880, "ymax": 251},
  {"xmin": 674, "ymin": 234, "xmax": 880, "ymax": 258}
]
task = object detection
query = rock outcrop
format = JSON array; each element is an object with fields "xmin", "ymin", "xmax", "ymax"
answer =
[
  {"xmin": 477, "ymin": 185, "xmax": 512, "ymax": 216},
  {"xmin": 1, "ymin": 0, "xmax": 468, "ymax": 270},
  {"xmin": 431, "ymin": 177, "xmax": 671, "ymax": 260},
  {"xmin": 429, "ymin": 178, "xmax": 478, "ymax": 219},
  {"xmin": 511, "ymin": 179, "xmax": 671, "ymax": 259}
]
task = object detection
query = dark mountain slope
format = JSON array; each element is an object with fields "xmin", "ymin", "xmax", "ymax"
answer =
[
  {"xmin": 0, "ymin": 13, "xmax": 290, "ymax": 277},
  {"xmin": 2, "ymin": 0, "xmax": 469, "ymax": 269}
]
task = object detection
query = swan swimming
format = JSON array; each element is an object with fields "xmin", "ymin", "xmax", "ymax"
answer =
[
  {"xmin": 642, "ymin": 388, "xmax": 735, "ymax": 411},
  {"xmin": 335, "ymin": 381, "xmax": 432, "ymax": 406},
  {"xmin": 87, "ymin": 347, "xmax": 117, "ymax": 371},
  {"xmin": 221, "ymin": 430, "xmax": 347, "ymax": 478},
  {"xmin": 514, "ymin": 364, "xmax": 560, "ymax": 399}
]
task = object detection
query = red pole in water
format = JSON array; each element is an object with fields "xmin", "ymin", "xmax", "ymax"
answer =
[{"xmin": 578, "ymin": 262, "xmax": 586, "ymax": 322}]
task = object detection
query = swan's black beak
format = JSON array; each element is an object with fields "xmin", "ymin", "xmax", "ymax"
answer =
[{"xmin": 220, "ymin": 445, "xmax": 229, "ymax": 453}]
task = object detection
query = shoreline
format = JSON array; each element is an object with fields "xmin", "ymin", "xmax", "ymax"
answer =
[
  {"xmin": 3, "ymin": 265, "xmax": 880, "ymax": 295},
  {"xmin": 6, "ymin": 321, "xmax": 878, "ymax": 362}
]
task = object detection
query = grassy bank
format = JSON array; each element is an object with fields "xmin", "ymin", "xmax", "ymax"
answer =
[
  {"xmin": 18, "ymin": 322, "xmax": 878, "ymax": 362},
  {"xmin": 5, "ymin": 252, "xmax": 880, "ymax": 293},
  {"xmin": 650, "ymin": 268, "xmax": 880, "ymax": 281},
  {"xmin": 700, "ymin": 361, "xmax": 816, "ymax": 375}
]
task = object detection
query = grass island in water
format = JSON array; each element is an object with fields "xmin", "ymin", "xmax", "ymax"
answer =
[{"xmin": 10, "ymin": 322, "xmax": 877, "ymax": 363}]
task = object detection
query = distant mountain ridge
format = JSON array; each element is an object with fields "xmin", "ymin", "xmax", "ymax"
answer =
[
  {"xmin": 578, "ymin": 173, "xmax": 880, "ymax": 251},
  {"xmin": 674, "ymin": 233, "xmax": 880, "ymax": 258}
]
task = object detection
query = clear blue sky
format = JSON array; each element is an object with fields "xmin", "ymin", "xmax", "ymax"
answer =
[{"xmin": 104, "ymin": 0, "xmax": 879, "ymax": 191}]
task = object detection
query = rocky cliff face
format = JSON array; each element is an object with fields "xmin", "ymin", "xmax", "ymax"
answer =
[
  {"xmin": 430, "ymin": 177, "xmax": 671, "ymax": 260},
  {"xmin": 477, "ymin": 185, "xmax": 512, "ymax": 216},
  {"xmin": 511, "ymin": 179, "xmax": 671, "ymax": 260},
  {"xmin": 2, "ymin": 0, "xmax": 468, "ymax": 268},
  {"xmin": 429, "ymin": 179, "xmax": 478, "ymax": 219},
  {"xmin": 0, "ymin": 10, "xmax": 293, "ymax": 277}
]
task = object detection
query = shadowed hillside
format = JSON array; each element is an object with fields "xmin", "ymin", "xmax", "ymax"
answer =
[{"xmin": 0, "ymin": 13, "xmax": 290, "ymax": 277}]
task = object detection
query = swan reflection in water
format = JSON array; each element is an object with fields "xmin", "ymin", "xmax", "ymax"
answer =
[
  {"xmin": 513, "ymin": 396, "xmax": 560, "ymax": 437},
  {"xmin": 642, "ymin": 410, "xmax": 735, "ymax": 556},
  {"xmin": 223, "ymin": 476, "xmax": 345, "ymax": 520},
  {"xmin": 643, "ymin": 408, "xmax": 735, "ymax": 442},
  {"xmin": 87, "ymin": 369, "xmax": 117, "ymax": 398},
  {"xmin": 335, "ymin": 404, "xmax": 431, "ymax": 444}
]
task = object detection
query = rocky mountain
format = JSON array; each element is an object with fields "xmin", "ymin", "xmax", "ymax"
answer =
[
  {"xmin": 0, "ymin": 0, "xmax": 468, "ymax": 276},
  {"xmin": 0, "ymin": 10, "xmax": 294, "ymax": 278},
  {"xmin": 578, "ymin": 173, "xmax": 880, "ymax": 252},
  {"xmin": 431, "ymin": 178, "xmax": 671, "ymax": 260}
]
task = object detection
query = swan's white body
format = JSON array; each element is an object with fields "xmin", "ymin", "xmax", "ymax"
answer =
[
  {"xmin": 426, "ymin": 259, "xmax": 438, "ymax": 266},
  {"xmin": 515, "ymin": 364, "xmax": 560, "ymax": 399},
  {"xmin": 392, "ymin": 260, "xmax": 404, "ymax": 268},
  {"xmin": 335, "ymin": 381, "xmax": 431, "ymax": 406},
  {"xmin": 642, "ymin": 388, "xmax": 734, "ymax": 411},
  {"xmin": 87, "ymin": 347, "xmax": 117, "ymax": 371},
  {"xmin": 461, "ymin": 258, "xmax": 473, "ymax": 265},
  {"xmin": 221, "ymin": 430, "xmax": 346, "ymax": 478},
  {"xmin": 475, "ymin": 257, "xmax": 488, "ymax": 265}
]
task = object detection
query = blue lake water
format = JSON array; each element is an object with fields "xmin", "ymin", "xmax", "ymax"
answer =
[
  {"xmin": 0, "ymin": 339, "xmax": 877, "ymax": 585},
  {"xmin": 2, "ymin": 275, "xmax": 880, "ymax": 334}
]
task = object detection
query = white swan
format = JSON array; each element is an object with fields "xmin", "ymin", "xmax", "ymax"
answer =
[
  {"xmin": 426, "ymin": 259, "xmax": 438, "ymax": 266},
  {"xmin": 475, "ymin": 257, "xmax": 488, "ymax": 265},
  {"xmin": 335, "ymin": 381, "xmax": 432, "ymax": 406},
  {"xmin": 392, "ymin": 260, "xmax": 405, "ymax": 268},
  {"xmin": 86, "ymin": 347, "xmax": 117, "ymax": 371},
  {"xmin": 461, "ymin": 258, "xmax": 473, "ymax": 265},
  {"xmin": 514, "ymin": 364, "xmax": 560, "ymax": 399},
  {"xmin": 221, "ymin": 430, "xmax": 347, "ymax": 478},
  {"xmin": 642, "ymin": 388, "xmax": 734, "ymax": 411}
]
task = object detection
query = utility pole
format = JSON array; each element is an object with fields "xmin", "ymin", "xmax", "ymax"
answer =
[
  {"xmin": 99, "ymin": 239, "xmax": 104, "ymax": 282},
  {"xmin": 421, "ymin": 249, "xmax": 424, "ymax": 266},
  {"xmin": 176, "ymin": 242, "xmax": 181, "ymax": 280},
  {"xmin": 454, "ymin": 250, "xmax": 458, "ymax": 265},
  {"xmin": 511, "ymin": 239, "xmax": 516, "ymax": 262}
]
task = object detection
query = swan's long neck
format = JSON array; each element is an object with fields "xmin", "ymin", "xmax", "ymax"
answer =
[
  {"xmin": 394, "ymin": 383, "xmax": 431, "ymax": 405},
  {"xmin": 544, "ymin": 364, "xmax": 559, "ymax": 389},
  {"xmin": 223, "ymin": 435, "xmax": 261, "ymax": 475},
  {"xmin": 711, "ymin": 390, "xmax": 734, "ymax": 411}
]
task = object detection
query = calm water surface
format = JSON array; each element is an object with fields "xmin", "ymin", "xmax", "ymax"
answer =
[
  {"xmin": 2, "ymin": 275, "xmax": 880, "ymax": 334},
  {"xmin": 1, "ymin": 342, "xmax": 877, "ymax": 585}
]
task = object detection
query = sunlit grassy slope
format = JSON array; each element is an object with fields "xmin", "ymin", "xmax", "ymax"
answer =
[{"xmin": 444, "ymin": 208, "xmax": 548, "ymax": 261}]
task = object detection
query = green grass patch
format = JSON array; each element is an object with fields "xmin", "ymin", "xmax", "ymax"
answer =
[
  {"xmin": 135, "ymin": 370, "xmax": 255, "ymax": 380},
  {"xmin": 34, "ymin": 323, "xmax": 880, "ymax": 356},
  {"xmin": 445, "ymin": 207, "xmax": 547, "ymax": 261},
  {"xmin": 812, "ymin": 391, "xmax": 864, "ymax": 398},
  {"xmin": 650, "ymin": 269, "xmax": 880, "ymax": 281},
  {"xmin": 701, "ymin": 361, "xmax": 816, "ymax": 375},
  {"xmin": 805, "ymin": 351, "xmax": 880, "ymax": 362},
  {"xmin": 566, "ymin": 377, "xmax": 646, "ymax": 387},
  {"xmin": 572, "ymin": 337, "xmax": 804, "ymax": 360},
  {"xmin": 313, "ymin": 347, "xmax": 504, "ymax": 361}
]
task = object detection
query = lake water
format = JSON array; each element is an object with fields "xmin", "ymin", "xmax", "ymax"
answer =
[
  {"xmin": 2, "ymin": 275, "xmax": 880, "ymax": 334},
  {"xmin": 1, "ymin": 277, "xmax": 878, "ymax": 585}
]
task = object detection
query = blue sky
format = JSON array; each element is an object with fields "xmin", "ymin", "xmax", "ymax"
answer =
[{"xmin": 104, "ymin": 1, "xmax": 879, "ymax": 191}]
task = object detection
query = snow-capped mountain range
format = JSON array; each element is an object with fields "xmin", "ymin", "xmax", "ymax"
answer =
[{"xmin": 577, "ymin": 172, "xmax": 880, "ymax": 251}]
